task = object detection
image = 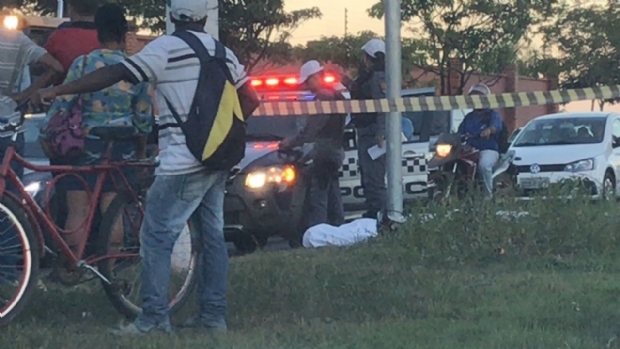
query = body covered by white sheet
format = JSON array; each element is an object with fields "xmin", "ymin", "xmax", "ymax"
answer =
[{"xmin": 302, "ymin": 218, "xmax": 378, "ymax": 248}]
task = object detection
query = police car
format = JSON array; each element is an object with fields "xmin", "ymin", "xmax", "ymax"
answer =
[{"xmin": 223, "ymin": 74, "xmax": 471, "ymax": 251}]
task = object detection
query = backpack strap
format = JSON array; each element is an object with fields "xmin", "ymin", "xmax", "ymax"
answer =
[
  {"xmin": 172, "ymin": 30, "xmax": 234, "ymax": 82},
  {"xmin": 163, "ymin": 31, "xmax": 236, "ymax": 126}
]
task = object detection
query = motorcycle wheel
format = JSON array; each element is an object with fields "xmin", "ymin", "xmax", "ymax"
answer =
[{"xmin": 494, "ymin": 173, "xmax": 517, "ymax": 197}]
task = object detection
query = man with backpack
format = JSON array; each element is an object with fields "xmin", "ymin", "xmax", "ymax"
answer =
[
  {"xmin": 457, "ymin": 83, "xmax": 506, "ymax": 197},
  {"xmin": 35, "ymin": 0, "xmax": 259, "ymax": 335}
]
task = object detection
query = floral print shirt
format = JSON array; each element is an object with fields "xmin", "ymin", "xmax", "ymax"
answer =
[{"xmin": 44, "ymin": 49, "xmax": 153, "ymax": 138}]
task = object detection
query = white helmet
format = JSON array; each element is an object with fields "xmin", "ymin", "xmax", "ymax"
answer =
[{"xmin": 361, "ymin": 39, "xmax": 385, "ymax": 58}]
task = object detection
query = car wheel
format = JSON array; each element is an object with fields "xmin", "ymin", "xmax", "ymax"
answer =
[{"xmin": 602, "ymin": 172, "xmax": 615, "ymax": 200}]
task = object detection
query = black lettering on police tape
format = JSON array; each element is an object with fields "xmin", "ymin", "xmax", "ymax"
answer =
[{"xmin": 253, "ymin": 85, "xmax": 620, "ymax": 116}]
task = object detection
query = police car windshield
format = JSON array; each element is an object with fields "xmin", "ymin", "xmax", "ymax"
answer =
[{"xmin": 246, "ymin": 115, "xmax": 304, "ymax": 140}]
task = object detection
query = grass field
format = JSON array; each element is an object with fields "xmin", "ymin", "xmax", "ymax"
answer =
[{"xmin": 3, "ymin": 198, "xmax": 620, "ymax": 349}]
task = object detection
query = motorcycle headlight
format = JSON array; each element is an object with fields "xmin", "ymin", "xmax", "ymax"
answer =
[
  {"xmin": 245, "ymin": 165, "xmax": 296, "ymax": 189},
  {"xmin": 24, "ymin": 181, "xmax": 41, "ymax": 197},
  {"xmin": 564, "ymin": 158, "xmax": 595, "ymax": 172},
  {"xmin": 435, "ymin": 144, "xmax": 452, "ymax": 158}
]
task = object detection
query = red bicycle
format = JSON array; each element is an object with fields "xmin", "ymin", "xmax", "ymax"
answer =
[{"xmin": 0, "ymin": 116, "xmax": 199, "ymax": 326}]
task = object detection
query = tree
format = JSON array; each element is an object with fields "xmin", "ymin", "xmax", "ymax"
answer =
[
  {"xmin": 367, "ymin": 0, "xmax": 560, "ymax": 95},
  {"xmin": 541, "ymin": 3, "xmax": 620, "ymax": 110},
  {"xmin": 294, "ymin": 31, "xmax": 426, "ymax": 81},
  {"xmin": 3, "ymin": 0, "xmax": 321, "ymax": 73}
]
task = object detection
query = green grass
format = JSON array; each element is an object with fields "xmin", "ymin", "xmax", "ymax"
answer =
[{"xmin": 3, "ymin": 197, "xmax": 620, "ymax": 349}]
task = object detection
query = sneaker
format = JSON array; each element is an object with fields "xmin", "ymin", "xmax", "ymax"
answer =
[
  {"xmin": 181, "ymin": 316, "xmax": 227, "ymax": 333},
  {"xmin": 108, "ymin": 321, "xmax": 171, "ymax": 336}
]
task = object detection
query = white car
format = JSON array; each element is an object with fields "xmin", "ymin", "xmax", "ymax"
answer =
[{"xmin": 510, "ymin": 111, "xmax": 620, "ymax": 199}]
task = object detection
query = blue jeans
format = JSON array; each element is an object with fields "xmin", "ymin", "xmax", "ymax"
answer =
[{"xmin": 137, "ymin": 169, "xmax": 229, "ymax": 330}]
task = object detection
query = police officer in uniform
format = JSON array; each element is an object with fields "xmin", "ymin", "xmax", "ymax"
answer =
[
  {"xmin": 338, "ymin": 39, "xmax": 387, "ymax": 219},
  {"xmin": 280, "ymin": 60, "xmax": 346, "ymax": 229}
]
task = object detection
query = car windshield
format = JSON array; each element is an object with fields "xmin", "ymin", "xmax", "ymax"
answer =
[
  {"xmin": 23, "ymin": 115, "xmax": 47, "ymax": 159},
  {"xmin": 402, "ymin": 110, "xmax": 451, "ymax": 142},
  {"xmin": 512, "ymin": 117, "xmax": 606, "ymax": 147},
  {"xmin": 246, "ymin": 115, "xmax": 305, "ymax": 141}
]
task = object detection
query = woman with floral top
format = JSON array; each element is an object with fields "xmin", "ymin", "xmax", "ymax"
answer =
[{"xmin": 41, "ymin": 3, "xmax": 153, "ymax": 256}]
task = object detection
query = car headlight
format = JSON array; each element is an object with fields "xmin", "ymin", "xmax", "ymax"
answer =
[
  {"xmin": 564, "ymin": 158, "xmax": 595, "ymax": 172},
  {"xmin": 245, "ymin": 165, "xmax": 296, "ymax": 189},
  {"xmin": 435, "ymin": 144, "xmax": 452, "ymax": 158},
  {"xmin": 3, "ymin": 15, "xmax": 19, "ymax": 30},
  {"xmin": 24, "ymin": 181, "xmax": 41, "ymax": 196}
]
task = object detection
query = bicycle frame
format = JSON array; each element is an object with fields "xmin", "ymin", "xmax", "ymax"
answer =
[{"xmin": 0, "ymin": 139, "xmax": 155, "ymax": 269}]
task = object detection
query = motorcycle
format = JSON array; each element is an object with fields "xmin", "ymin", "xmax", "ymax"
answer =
[{"xmin": 427, "ymin": 132, "xmax": 518, "ymax": 201}]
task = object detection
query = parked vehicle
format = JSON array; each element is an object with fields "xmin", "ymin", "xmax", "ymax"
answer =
[
  {"xmin": 510, "ymin": 112, "xmax": 620, "ymax": 199},
  {"xmin": 427, "ymin": 132, "xmax": 518, "ymax": 201}
]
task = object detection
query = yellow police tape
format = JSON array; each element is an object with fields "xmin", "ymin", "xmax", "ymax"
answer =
[{"xmin": 253, "ymin": 85, "xmax": 620, "ymax": 116}]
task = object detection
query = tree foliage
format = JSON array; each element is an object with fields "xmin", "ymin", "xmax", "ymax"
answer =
[
  {"xmin": 293, "ymin": 31, "xmax": 426, "ymax": 79},
  {"xmin": 2, "ymin": 0, "xmax": 321, "ymax": 73},
  {"xmin": 368, "ymin": 0, "xmax": 560, "ymax": 94},
  {"xmin": 540, "ymin": 3, "xmax": 620, "ymax": 109}
]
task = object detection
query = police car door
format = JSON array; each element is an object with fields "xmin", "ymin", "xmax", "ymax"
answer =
[{"xmin": 338, "ymin": 89, "xmax": 432, "ymax": 211}]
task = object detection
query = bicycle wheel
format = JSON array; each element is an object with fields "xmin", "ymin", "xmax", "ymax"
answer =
[
  {"xmin": 96, "ymin": 191, "xmax": 199, "ymax": 319},
  {"xmin": 0, "ymin": 195, "xmax": 39, "ymax": 326}
]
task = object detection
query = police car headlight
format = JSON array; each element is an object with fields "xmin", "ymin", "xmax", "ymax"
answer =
[
  {"xmin": 245, "ymin": 166, "xmax": 296, "ymax": 189},
  {"xmin": 435, "ymin": 144, "xmax": 452, "ymax": 157},
  {"xmin": 564, "ymin": 158, "xmax": 595, "ymax": 172}
]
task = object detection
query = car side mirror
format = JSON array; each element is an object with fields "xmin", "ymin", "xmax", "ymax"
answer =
[{"xmin": 613, "ymin": 137, "xmax": 620, "ymax": 148}]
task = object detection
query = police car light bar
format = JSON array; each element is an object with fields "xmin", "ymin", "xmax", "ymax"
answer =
[{"xmin": 250, "ymin": 74, "xmax": 338, "ymax": 89}]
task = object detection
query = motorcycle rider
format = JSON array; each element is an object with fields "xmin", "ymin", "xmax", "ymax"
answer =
[
  {"xmin": 336, "ymin": 38, "xmax": 387, "ymax": 219},
  {"xmin": 280, "ymin": 60, "xmax": 345, "ymax": 229},
  {"xmin": 457, "ymin": 83, "xmax": 503, "ymax": 197}
]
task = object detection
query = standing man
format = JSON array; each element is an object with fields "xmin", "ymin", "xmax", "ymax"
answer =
[
  {"xmin": 337, "ymin": 39, "xmax": 387, "ymax": 220},
  {"xmin": 280, "ymin": 60, "xmax": 346, "ymax": 231},
  {"xmin": 35, "ymin": 0, "xmax": 259, "ymax": 335},
  {"xmin": 457, "ymin": 83, "xmax": 503, "ymax": 197},
  {"xmin": 43, "ymin": 0, "xmax": 101, "ymax": 85},
  {"xmin": 0, "ymin": 18, "xmax": 63, "ymax": 281}
]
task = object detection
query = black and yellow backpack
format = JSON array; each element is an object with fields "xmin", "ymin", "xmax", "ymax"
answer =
[{"xmin": 164, "ymin": 30, "xmax": 245, "ymax": 171}]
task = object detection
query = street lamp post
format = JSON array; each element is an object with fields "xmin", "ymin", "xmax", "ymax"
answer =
[{"xmin": 384, "ymin": 0, "xmax": 405, "ymax": 224}]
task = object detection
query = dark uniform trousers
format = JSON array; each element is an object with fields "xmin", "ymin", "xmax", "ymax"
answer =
[{"xmin": 305, "ymin": 147, "xmax": 345, "ymax": 229}]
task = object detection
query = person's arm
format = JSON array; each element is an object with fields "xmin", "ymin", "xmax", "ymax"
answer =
[
  {"xmin": 289, "ymin": 90, "xmax": 338, "ymax": 146},
  {"xmin": 480, "ymin": 111, "xmax": 502, "ymax": 138},
  {"xmin": 11, "ymin": 33, "xmax": 63, "ymax": 103},
  {"xmin": 224, "ymin": 47, "xmax": 259, "ymax": 119},
  {"xmin": 43, "ymin": 57, "xmax": 83, "ymax": 121},
  {"xmin": 369, "ymin": 72, "xmax": 387, "ymax": 141},
  {"xmin": 37, "ymin": 37, "xmax": 170, "ymax": 104}
]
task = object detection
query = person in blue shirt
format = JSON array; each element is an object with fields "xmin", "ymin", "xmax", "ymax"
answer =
[
  {"xmin": 457, "ymin": 83, "xmax": 503, "ymax": 196},
  {"xmin": 401, "ymin": 117, "xmax": 414, "ymax": 141}
]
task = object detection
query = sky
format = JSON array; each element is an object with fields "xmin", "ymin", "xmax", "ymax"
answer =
[
  {"xmin": 284, "ymin": 0, "xmax": 384, "ymax": 44},
  {"xmin": 282, "ymin": 0, "xmax": 617, "ymax": 113}
]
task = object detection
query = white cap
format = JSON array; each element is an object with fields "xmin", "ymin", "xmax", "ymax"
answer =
[
  {"xmin": 468, "ymin": 83, "xmax": 491, "ymax": 95},
  {"xmin": 299, "ymin": 60, "xmax": 324, "ymax": 84},
  {"xmin": 170, "ymin": 0, "xmax": 209, "ymax": 22},
  {"xmin": 361, "ymin": 39, "xmax": 385, "ymax": 58}
]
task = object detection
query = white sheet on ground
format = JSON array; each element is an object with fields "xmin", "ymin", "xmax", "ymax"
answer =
[{"xmin": 303, "ymin": 218, "xmax": 378, "ymax": 248}]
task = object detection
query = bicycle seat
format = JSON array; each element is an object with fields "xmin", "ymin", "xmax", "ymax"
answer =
[{"xmin": 90, "ymin": 126, "xmax": 140, "ymax": 142}]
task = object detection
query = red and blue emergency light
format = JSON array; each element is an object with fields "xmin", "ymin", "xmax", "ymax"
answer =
[{"xmin": 250, "ymin": 74, "xmax": 338, "ymax": 89}]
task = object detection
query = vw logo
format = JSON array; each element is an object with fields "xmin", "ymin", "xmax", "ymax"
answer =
[{"xmin": 530, "ymin": 164, "xmax": 540, "ymax": 174}]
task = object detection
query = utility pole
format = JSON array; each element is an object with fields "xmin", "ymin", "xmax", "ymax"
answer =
[
  {"xmin": 344, "ymin": 8, "xmax": 348, "ymax": 36},
  {"xmin": 384, "ymin": 0, "xmax": 405, "ymax": 224}
]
